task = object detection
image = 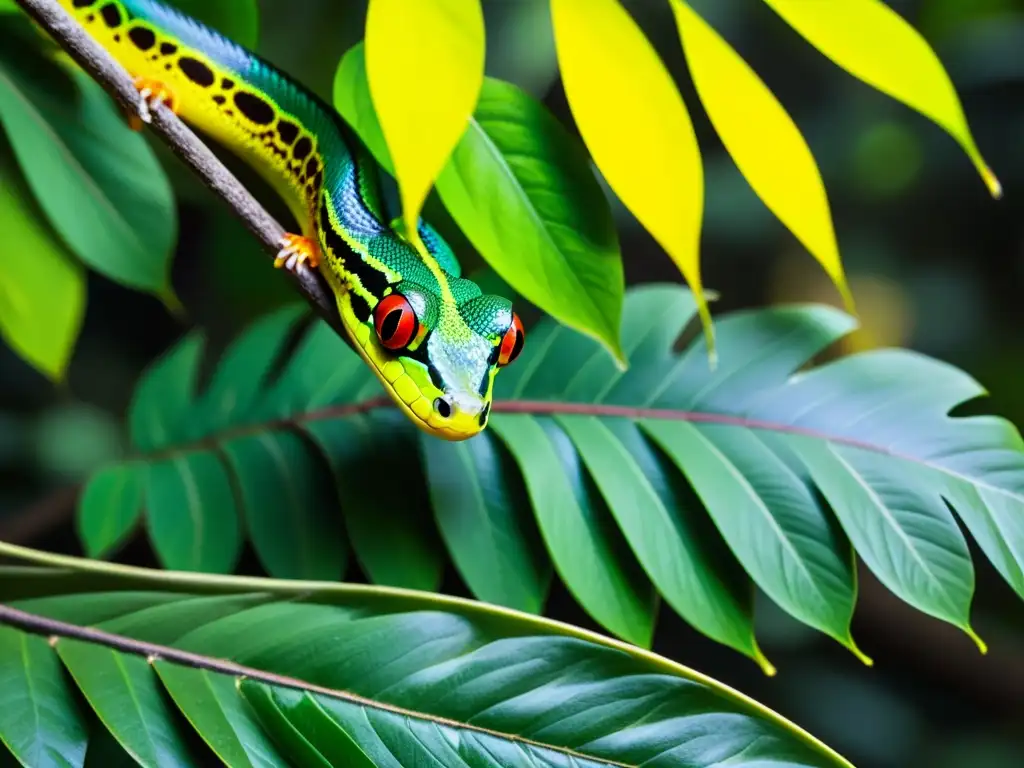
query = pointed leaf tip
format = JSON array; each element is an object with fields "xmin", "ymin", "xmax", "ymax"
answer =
[
  {"xmin": 550, "ymin": 0, "xmax": 710, "ymax": 349},
  {"xmin": 763, "ymin": 0, "xmax": 997, "ymax": 199},
  {"xmin": 673, "ymin": 0, "xmax": 855, "ymax": 324}
]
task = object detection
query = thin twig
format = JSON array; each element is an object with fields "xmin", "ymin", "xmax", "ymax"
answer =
[{"xmin": 11, "ymin": 0, "xmax": 345, "ymax": 336}]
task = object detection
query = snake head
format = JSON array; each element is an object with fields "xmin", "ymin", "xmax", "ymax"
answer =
[{"xmin": 361, "ymin": 281, "xmax": 524, "ymax": 440}]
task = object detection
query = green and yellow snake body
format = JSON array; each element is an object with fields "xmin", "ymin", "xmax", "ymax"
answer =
[{"xmin": 57, "ymin": 0, "xmax": 525, "ymax": 440}]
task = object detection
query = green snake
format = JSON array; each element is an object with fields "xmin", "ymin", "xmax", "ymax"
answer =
[{"xmin": 56, "ymin": 0, "xmax": 525, "ymax": 441}]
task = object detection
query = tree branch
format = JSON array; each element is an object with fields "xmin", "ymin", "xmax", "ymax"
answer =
[{"xmin": 12, "ymin": 0, "xmax": 345, "ymax": 337}]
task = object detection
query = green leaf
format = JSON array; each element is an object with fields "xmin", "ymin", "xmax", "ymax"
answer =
[
  {"xmin": 550, "ymin": 0, "xmax": 712, "ymax": 356},
  {"xmin": 145, "ymin": 454, "xmax": 242, "ymax": 574},
  {"xmin": 0, "ymin": 58, "xmax": 176, "ymax": 295},
  {"xmin": 420, "ymin": 431, "xmax": 551, "ymax": 614},
  {"xmin": 78, "ymin": 285, "xmax": 1024, "ymax": 662},
  {"xmin": 794, "ymin": 440, "xmax": 980, "ymax": 649},
  {"xmin": 558, "ymin": 414, "xmax": 767, "ymax": 669},
  {"xmin": 0, "ymin": 626, "xmax": 88, "ymax": 768},
  {"xmin": 0, "ymin": 556, "xmax": 855, "ymax": 768},
  {"xmin": 671, "ymin": 0, "xmax": 853, "ymax": 312},
  {"xmin": 643, "ymin": 421, "xmax": 863, "ymax": 661},
  {"xmin": 490, "ymin": 414, "xmax": 656, "ymax": 647},
  {"xmin": 334, "ymin": 45, "xmax": 626, "ymax": 364},
  {"xmin": 128, "ymin": 335, "xmax": 205, "ymax": 454},
  {"xmin": 154, "ymin": 663, "xmax": 288, "ymax": 768},
  {"xmin": 77, "ymin": 463, "xmax": 146, "ymax": 559},
  {"xmin": 305, "ymin": 410, "xmax": 443, "ymax": 591},
  {"xmin": 55, "ymin": 640, "xmax": 201, "ymax": 767},
  {"xmin": 763, "ymin": 0, "xmax": 1000, "ymax": 197},
  {"xmin": 0, "ymin": 154, "xmax": 84, "ymax": 379},
  {"xmin": 364, "ymin": 0, "xmax": 485, "ymax": 238},
  {"xmin": 222, "ymin": 432, "xmax": 347, "ymax": 581},
  {"xmin": 240, "ymin": 685, "xmax": 374, "ymax": 768},
  {"xmin": 166, "ymin": 0, "xmax": 260, "ymax": 49},
  {"xmin": 436, "ymin": 78, "xmax": 625, "ymax": 363}
]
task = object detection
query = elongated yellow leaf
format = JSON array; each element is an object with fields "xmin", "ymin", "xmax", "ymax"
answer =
[
  {"xmin": 0, "ymin": 161, "xmax": 84, "ymax": 379},
  {"xmin": 550, "ymin": 0, "xmax": 713, "ymax": 358},
  {"xmin": 763, "ymin": 0, "xmax": 1000, "ymax": 198},
  {"xmin": 672, "ymin": 1, "xmax": 853, "ymax": 312},
  {"xmin": 365, "ymin": 0, "xmax": 485, "ymax": 242}
]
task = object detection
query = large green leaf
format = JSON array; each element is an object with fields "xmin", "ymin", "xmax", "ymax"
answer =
[
  {"xmin": 0, "ymin": 152, "xmax": 84, "ymax": 379},
  {"xmin": 334, "ymin": 43, "xmax": 625, "ymax": 364},
  {"xmin": 0, "ymin": 554, "xmax": 853, "ymax": 768},
  {"xmin": 78, "ymin": 285, "xmax": 1024, "ymax": 668},
  {"xmin": 0, "ymin": 40, "xmax": 176, "ymax": 296}
]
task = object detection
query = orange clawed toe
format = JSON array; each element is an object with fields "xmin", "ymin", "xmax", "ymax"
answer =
[
  {"xmin": 274, "ymin": 233, "xmax": 321, "ymax": 271},
  {"xmin": 129, "ymin": 77, "xmax": 179, "ymax": 131}
]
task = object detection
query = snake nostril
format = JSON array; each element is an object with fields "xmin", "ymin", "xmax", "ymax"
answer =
[{"xmin": 434, "ymin": 397, "xmax": 452, "ymax": 419}]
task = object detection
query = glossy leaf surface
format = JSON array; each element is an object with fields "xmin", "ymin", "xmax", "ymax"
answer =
[{"xmin": 0, "ymin": 560, "xmax": 853, "ymax": 767}]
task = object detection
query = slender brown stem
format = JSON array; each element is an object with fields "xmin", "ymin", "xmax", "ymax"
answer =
[{"xmin": 11, "ymin": 0, "xmax": 345, "ymax": 337}]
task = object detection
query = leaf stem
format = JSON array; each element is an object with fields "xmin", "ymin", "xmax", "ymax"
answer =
[{"xmin": 11, "ymin": 0, "xmax": 346, "ymax": 338}]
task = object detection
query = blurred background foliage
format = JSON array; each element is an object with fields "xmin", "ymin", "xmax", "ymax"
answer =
[{"xmin": 0, "ymin": 1, "xmax": 1022, "ymax": 766}]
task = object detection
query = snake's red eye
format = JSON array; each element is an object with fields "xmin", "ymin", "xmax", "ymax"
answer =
[
  {"xmin": 497, "ymin": 312, "xmax": 524, "ymax": 367},
  {"xmin": 374, "ymin": 293, "xmax": 419, "ymax": 350}
]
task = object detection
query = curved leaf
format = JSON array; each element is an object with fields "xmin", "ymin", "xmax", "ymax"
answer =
[
  {"xmin": 0, "ymin": 58, "xmax": 176, "ymax": 295},
  {"xmin": 364, "ymin": 0, "xmax": 485, "ymax": 238},
  {"xmin": 77, "ymin": 462, "xmax": 146, "ymax": 559},
  {"xmin": 763, "ymin": 0, "xmax": 1000, "ymax": 197},
  {"xmin": 128, "ymin": 334, "xmax": 205, "ymax": 454},
  {"xmin": 420, "ymin": 431, "xmax": 551, "ymax": 613},
  {"xmin": 490, "ymin": 414, "xmax": 656, "ymax": 647},
  {"xmin": 222, "ymin": 431, "xmax": 346, "ymax": 581},
  {"xmin": 145, "ymin": 453, "xmax": 242, "ymax": 574},
  {"xmin": 550, "ymin": 0, "xmax": 712, "ymax": 355},
  {"xmin": 0, "ymin": 154, "xmax": 84, "ymax": 379},
  {"xmin": 559, "ymin": 414, "xmax": 767, "ymax": 669},
  {"xmin": 56, "ymin": 639, "xmax": 202, "ymax": 768},
  {"xmin": 0, "ymin": 626, "xmax": 88, "ymax": 768},
  {"xmin": 306, "ymin": 410, "xmax": 443, "ymax": 592},
  {"xmin": 334, "ymin": 46, "xmax": 626, "ymax": 364},
  {"xmin": 671, "ymin": 1, "xmax": 853, "ymax": 311},
  {"xmin": 0, "ymin": 556, "xmax": 854, "ymax": 768},
  {"xmin": 155, "ymin": 663, "xmax": 288, "ymax": 767}
]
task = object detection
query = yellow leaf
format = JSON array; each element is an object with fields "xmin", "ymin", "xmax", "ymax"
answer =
[
  {"xmin": 364, "ymin": 0, "xmax": 486, "ymax": 242},
  {"xmin": 763, "ymin": 0, "xmax": 1000, "ymax": 198},
  {"xmin": 671, "ymin": 0, "xmax": 853, "ymax": 313},
  {"xmin": 550, "ymin": 0, "xmax": 714, "ymax": 359}
]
